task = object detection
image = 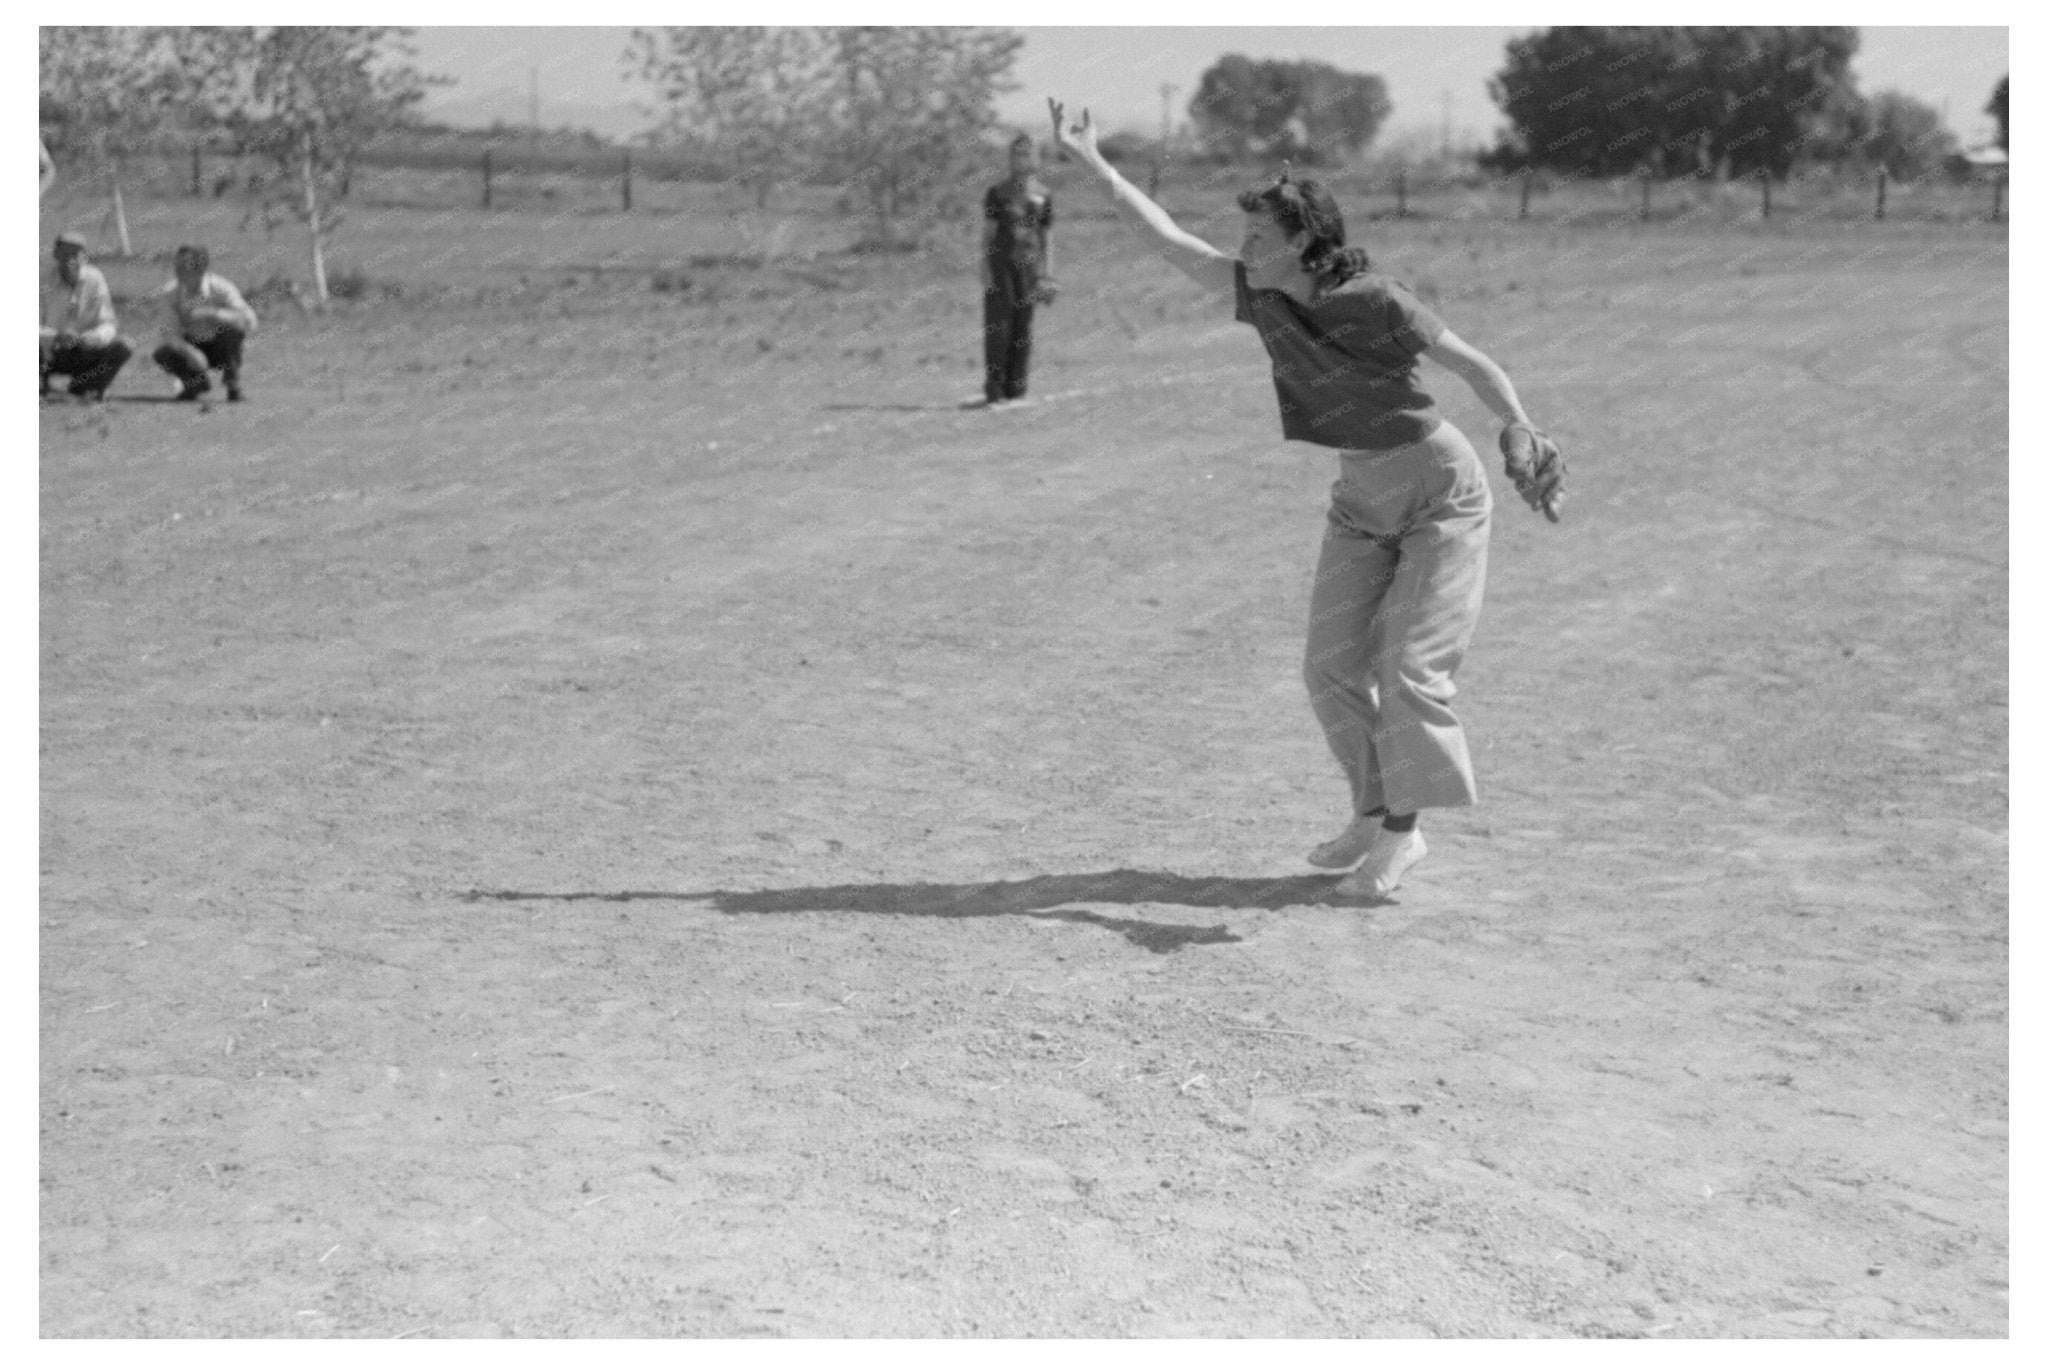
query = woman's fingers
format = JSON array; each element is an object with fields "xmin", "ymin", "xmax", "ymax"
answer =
[{"xmin": 1048, "ymin": 98, "xmax": 1095, "ymax": 146}]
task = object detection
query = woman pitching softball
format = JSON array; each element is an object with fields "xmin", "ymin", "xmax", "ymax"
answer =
[{"xmin": 1049, "ymin": 98, "xmax": 1565, "ymax": 900}]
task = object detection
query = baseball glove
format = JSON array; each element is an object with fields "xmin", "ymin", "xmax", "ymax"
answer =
[
  {"xmin": 1499, "ymin": 423, "xmax": 1566, "ymax": 523},
  {"xmin": 1029, "ymin": 277, "xmax": 1060, "ymax": 306}
]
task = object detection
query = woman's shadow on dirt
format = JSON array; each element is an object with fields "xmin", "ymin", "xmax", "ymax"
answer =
[{"xmin": 462, "ymin": 870, "xmax": 1365, "ymax": 955}]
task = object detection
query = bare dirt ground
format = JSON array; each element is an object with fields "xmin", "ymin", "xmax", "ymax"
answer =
[{"xmin": 38, "ymin": 190, "xmax": 2006, "ymax": 1337}]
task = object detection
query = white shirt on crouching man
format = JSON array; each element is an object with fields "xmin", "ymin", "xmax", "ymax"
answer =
[
  {"xmin": 155, "ymin": 253, "xmax": 258, "ymax": 400},
  {"xmin": 160, "ymin": 270, "xmax": 258, "ymax": 343}
]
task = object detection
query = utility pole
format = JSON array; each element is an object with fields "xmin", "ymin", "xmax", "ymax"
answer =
[{"xmin": 1150, "ymin": 83, "xmax": 1178, "ymax": 197}]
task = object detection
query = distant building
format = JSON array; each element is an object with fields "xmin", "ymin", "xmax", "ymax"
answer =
[{"xmin": 1946, "ymin": 143, "xmax": 2007, "ymax": 179}]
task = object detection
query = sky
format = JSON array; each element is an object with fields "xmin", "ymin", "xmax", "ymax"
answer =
[{"xmin": 406, "ymin": 23, "xmax": 2013, "ymax": 151}]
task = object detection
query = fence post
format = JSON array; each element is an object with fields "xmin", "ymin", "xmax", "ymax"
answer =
[
  {"xmin": 622, "ymin": 149, "xmax": 633, "ymax": 212},
  {"xmin": 1639, "ymin": 174, "xmax": 1651, "ymax": 221},
  {"xmin": 482, "ymin": 148, "xmax": 493, "ymax": 209},
  {"xmin": 1875, "ymin": 166, "xmax": 1887, "ymax": 220},
  {"xmin": 1991, "ymin": 175, "xmax": 2004, "ymax": 223},
  {"xmin": 1760, "ymin": 173, "xmax": 1770, "ymax": 219},
  {"xmin": 1519, "ymin": 170, "xmax": 1532, "ymax": 220},
  {"xmin": 1396, "ymin": 166, "xmax": 1407, "ymax": 218},
  {"xmin": 191, "ymin": 144, "xmax": 202, "ymax": 197}
]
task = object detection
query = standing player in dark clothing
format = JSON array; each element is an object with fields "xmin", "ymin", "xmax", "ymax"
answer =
[{"xmin": 981, "ymin": 133, "xmax": 1056, "ymax": 406}]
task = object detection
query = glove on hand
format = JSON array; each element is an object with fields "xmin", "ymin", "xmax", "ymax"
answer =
[{"xmin": 1499, "ymin": 424, "xmax": 1566, "ymax": 523}]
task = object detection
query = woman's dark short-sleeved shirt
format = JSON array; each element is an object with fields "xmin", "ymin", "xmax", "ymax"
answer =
[{"xmin": 1234, "ymin": 261, "xmax": 1447, "ymax": 450}]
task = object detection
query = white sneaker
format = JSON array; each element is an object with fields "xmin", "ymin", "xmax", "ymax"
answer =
[
  {"xmin": 1308, "ymin": 816, "xmax": 1382, "ymax": 869},
  {"xmin": 1333, "ymin": 829, "xmax": 1427, "ymax": 899}
]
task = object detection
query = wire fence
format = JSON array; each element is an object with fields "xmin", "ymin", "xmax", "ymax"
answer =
[
  {"xmin": 1352, "ymin": 163, "xmax": 2005, "ymax": 228},
  {"xmin": 44, "ymin": 137, "xmax": 2010, "ymax": 247}
]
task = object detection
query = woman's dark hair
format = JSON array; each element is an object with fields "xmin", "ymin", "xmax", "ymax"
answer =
[{"xmin": 1236, "ymin": 169, "xmax": 1371, "ymax": 284}]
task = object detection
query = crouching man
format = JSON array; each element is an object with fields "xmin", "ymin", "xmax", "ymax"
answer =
[
  {"xmin": 40, "ymin": 230, "xmax": 133, "ymax": 402},
  {"xmin": 154, "ymin": 245, "xmax": 257, "ymax": 402}
]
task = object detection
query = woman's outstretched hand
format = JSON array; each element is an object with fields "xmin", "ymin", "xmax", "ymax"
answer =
[
  {"xmin": 1046, "ymin": 92, "xmax": 1234, "ymax": 295},
  {"xmin": 1048, "ymin": 98, "xmax": 1099, "ymax": 162}
]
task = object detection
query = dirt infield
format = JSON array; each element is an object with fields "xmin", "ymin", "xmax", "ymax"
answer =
[{"xmin": 39, "ymin": 191, "xmax": 2006, "ymax": 1337}]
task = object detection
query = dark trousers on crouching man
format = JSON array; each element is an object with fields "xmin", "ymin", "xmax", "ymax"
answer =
[
  {"xmin": 41, "ymin": 335, "xmax": 134, "ymax": 399},
  {"xmin": 983, "ymin": 261, "xmax": 1038, "ymax": 402},
  {"xmin": 155, "ymin": 329, "xmax": 245, "ymax": 400}
]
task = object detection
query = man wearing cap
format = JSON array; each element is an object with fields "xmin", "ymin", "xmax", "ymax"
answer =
[
  {"xmin": 40, "ymin": 231, "xmax": 133, "ymax": 401},
  {"xmin": 979, "ymin": 132, "xmax": 1056, "ymax": 407},
  {"xmin": 153, "ymin": 244, "xmax": 258, "ymax": 402}
]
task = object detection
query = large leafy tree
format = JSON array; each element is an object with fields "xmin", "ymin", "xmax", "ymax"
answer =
[
  {"xmin": 629, "ymin": 26, "xmax": 1021, "ymax": 241},
  {"xmin": 180, "ymin": 27, "xmax": 442, "ymax": 305},
  {"xmin": 825, "ymin": 26, "xmax": 1023, "ymax": 243},
  {"xmin": 627, "ymin": 27, "xmax": 836, "ymax": 209},
  {"xmin": 1191, "ymin": 55, "xmax": 1390, "ymax": 164},
  {"xmin": 1484, "ymin": 27, "xmax": 1672, "ymax": 175},
  {"xmin": 1693, "ymin": 27, "xmax": 1861, "ymax": 178},
  {"xmin": 1987, "ymin": 75, "xmax": 2008, "ymax": 151},
  {"xmin": 1821, "ymin": 89, "xmax": 1957, "ymax": 179},
  {"xmin": 1487, "ymin": 26, "xmax": 1860, "ymax": 179}
]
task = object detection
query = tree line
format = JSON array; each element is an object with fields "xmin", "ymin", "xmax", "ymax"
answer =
[
  {"xmin": 1482, "ymin": 27, "xmax": 2004, "ymax": 181},
  {"xmin": 42, "ymin": 26, "xmax": 2005, "ymax": 304},
  {"xmin": 1181, "ymin": 30, "xmax": 2004, "ymax": 183}
]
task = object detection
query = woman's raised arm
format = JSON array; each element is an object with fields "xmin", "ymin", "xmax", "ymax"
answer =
[{"xmin": 1049, "ymin": 98, "xmax": 1236, "ymax": 299}]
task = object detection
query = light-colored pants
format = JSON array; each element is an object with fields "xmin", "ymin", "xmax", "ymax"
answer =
[{"xmin": 1303, "ymin": 421, "xmax": 1492, "ymax": 816}]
